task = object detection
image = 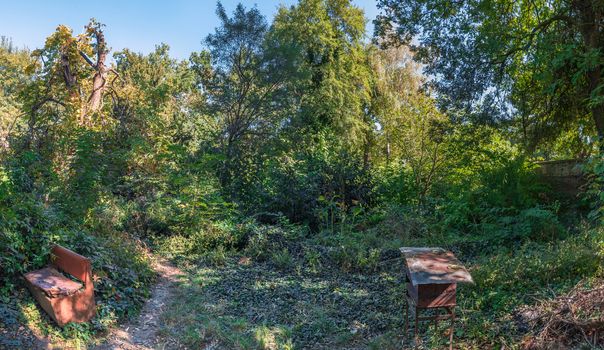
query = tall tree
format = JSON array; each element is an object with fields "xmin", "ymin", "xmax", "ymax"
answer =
[
  {"xmin": 257, "ymin": 0, "xmax": 375, "ymax": 220},
  {"xmin": 191, "ymin": 2, "xmax": 282, "ymax": 190},
  {"xmin": 370, "ymin": 45, "xmax": 449, "ymax": 203},
  {"xmin": 0, "ymin": 37, "xmax": 32, "ymax": 151},
  {"xmin": 20, "ymin": 19, "xmax": 117, "ymax": 142},
  {"xmin": 375, "ymin": 0, "xmax": 604, "ymax": 150},
  {"xmin": 269, "ymin": 0, "xmax": 372, "ymax": 147},
  {"xmin": 8, "ymin": 20, "xmax": 119, "ymax": 214}
]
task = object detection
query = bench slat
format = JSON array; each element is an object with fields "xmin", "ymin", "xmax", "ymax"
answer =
[{"xmin": 24, "ymin": 267, "xmax": 83, "ymax": 298}]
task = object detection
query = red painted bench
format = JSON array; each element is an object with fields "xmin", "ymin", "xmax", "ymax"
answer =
[{"xmin": 24, "ymin": 245, "xmax": 96, "ymax": 326}]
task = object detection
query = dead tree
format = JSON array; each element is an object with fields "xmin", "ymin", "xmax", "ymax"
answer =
[
  {"xmin": 81, "ymin": 23, "xmax": 108, "ymax": 117},
  {"xmin": 59, "ymin": 20, "xmax": 116, "ymax": 126}
]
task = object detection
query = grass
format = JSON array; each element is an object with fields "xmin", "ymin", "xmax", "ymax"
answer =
[
  {"xmin": 158, "ymin": 253, "xmax": 407, "ymax": 349},
  {"xmin": 455, "ymin": 231, "xmax": 602, "ymax": 348},
  {"xmin": 4, "ymin": 206, "xmax": 600, "ymax": 349},
  {"xmin": 154, "ymin": 215, "xmax": 603, "ymax": 349}
]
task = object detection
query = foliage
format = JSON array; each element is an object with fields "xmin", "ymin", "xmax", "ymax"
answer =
[
  {"xmin": 583, "ymin": 151, "xmax": 604, "ymax": 224},
  {"xmin": 0, "ymin": 37, "xmax": 32, "ymax": 150},
  {"xmin": 375, "ymin": 0, "xmax": 604, "ymax": 149},
  {"xmin": 153, "ymin": 211, "xmax": 602, "ymax": 349},
  {"xmin": 0, "ymin": 184, "xmax": 154, "ymax": 344},
  {"xmin": 0, "ymin": 21, "xmax": 200, "ymax": 344},
  {"xmin": 157, "ymin": 228, "xmax": 407, "ymax": 349},
  {"xmin": 219, "ymin": 0, "xmax": 377, "ymax": 225},
  {"xmin": 1, "ymin": 0, "xmax": 603, "ymax": 348},
  {"xmin": 370, "ymin": 45, "xmax": 449, "ymax": 205},
  {"xmin": 457, "ymin": 230, "xmax": 602, "ymax": 347}
]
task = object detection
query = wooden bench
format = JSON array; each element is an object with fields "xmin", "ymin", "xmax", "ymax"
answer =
[{"xmin": 24, "ymin": 245, "xmax": 96, "ymax": 326}]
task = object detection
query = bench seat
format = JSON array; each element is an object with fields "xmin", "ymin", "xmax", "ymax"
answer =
[
  {"xmin": 24, "ymin": 267, "xmax": 83, "ymax": 298},
  {"xmin": 23, "ymin": 245, "xmax": 96, "ymax": 326}
]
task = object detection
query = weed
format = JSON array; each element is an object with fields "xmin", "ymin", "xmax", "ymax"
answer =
[
  {"xmin": 272, "ymin": 248, "xmax": 293, "ymax": 270},
  {"xmin": 304, "ymin": 248, "xmax": 322, "ymax": 273}
]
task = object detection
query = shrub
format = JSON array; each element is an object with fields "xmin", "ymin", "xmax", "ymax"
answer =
[
  {"xmin": 516, "ymin": 206, "xmax": 565, "ymax": 241},
  {"xmin": 244, "ymin": 226, "xmax": 273, "ymax": 261},
  {"xmin": 316, "ymin": 229, "xmax": 397, "ymax": 272},
  {"xmin": 190, "ymin": 222, "xmax": 236, "ymax": 252},
  {"xmin": 0, "ymin": 170, "xmax": 54, "ymax": 296},
  {"xmin": 249, "ymin": 140, "xmax": 374, "ymax": 229},
  {"xmin": 461, "ymin": 231, "xmax": 601, "ymax": 317},
  {"xmin": 373, "ymin": 163, "xmax": 419, "ymax": 206},
  {"xmin": 454, "ymin": 230, "xmax": 602, "ymax": 344},
  {"xmin": 61, "ymin": 230, "xmax": 155, "ymax": 324},
  {"xmin": 0, "ymin": 160, "xmax": 154, "ymax": 341},
  {"xmin": 435, "ymin": 131, "xmax": 555, "ymax": 241},
  {"xmin": 304, "ymin": 248, "xmax": 322, "ymax": 273},
  {"xmin": 204, "ymin": 245, "xmax": 228, "ymax": 266},
  {"xmin": 583, "ymin": 153, "xmax": 604, "ymax": 225},
  {"xmin": 272, "ymin": 248, "xmax": 293, "ymax": 270},
  {"xmin": 243, "ymin": 223, "xmax": 295, "ymax": 262}
]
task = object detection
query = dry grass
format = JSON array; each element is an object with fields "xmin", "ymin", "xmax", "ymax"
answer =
[{"xmin": 520, "ymin": 280, "xmax": 604, "ymax": 349}]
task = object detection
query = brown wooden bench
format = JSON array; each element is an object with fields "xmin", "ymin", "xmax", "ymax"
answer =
[{"xmin": 24, "ymin": 245, "xmax": 96, "ymax": 326}]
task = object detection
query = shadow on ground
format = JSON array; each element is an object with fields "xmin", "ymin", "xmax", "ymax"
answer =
[
  {"xmin": 0, "ymin": 283, "xmax": 56, "ymax": 350},
  {"xmin": 157, "ymin": 255, "xmax": 440, "ymax": 349}
]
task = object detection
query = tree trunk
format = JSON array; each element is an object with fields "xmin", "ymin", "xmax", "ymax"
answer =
[
  {"xmin": 592, "ymin": 101, "xmax": 604, "ymax": 141},
  {"xmin": 363, "ymin": 138, "xmax": 371, "ymax": 170},
  {"xmin": 85, "ymin": 27, "xmax": 108, "ymax": 120},
  {"xmin": 575, "ymin": 0, "xmax": 604, "ymax": 140}
]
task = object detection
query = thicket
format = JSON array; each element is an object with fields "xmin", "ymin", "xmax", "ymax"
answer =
[{"xmin": 0, "ymin": 0, "xmax": 603, "ymax": 347}]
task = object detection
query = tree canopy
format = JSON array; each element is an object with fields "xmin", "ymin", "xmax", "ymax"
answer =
[
  {"xmin": 1, "ymin": 1, "xmax": 603, "ymax": 349},
  {"xmin": 376, "ymin": 0, "xmax": 604, "ymax": 152}
]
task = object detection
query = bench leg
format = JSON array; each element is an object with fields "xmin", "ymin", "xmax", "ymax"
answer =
[
  {"xmin": 405, "ymin": 300, "xmax": 409, "ymax": 341},
  {"xmin": 414, "ymin": 306, "xmax": 419, "ymax": 344},
  {"xmin": 449, "ymin": 308, "xmax": 455, "ymax": 350}
]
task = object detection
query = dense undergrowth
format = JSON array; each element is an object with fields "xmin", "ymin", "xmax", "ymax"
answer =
[
  {"xmin": 147, "ymin": 146, "xmax": 603, "ymax": 348},
  {"xmin": 150, "ymin": 204, "xmax": 602, "ymax": 349},
  {"xmin": 1, "ymin": 1, "xmax": 604, "ymax": 349},
  {"xmin": 0, "ymin": 166, "xmax": 155, "ymax": 346}
]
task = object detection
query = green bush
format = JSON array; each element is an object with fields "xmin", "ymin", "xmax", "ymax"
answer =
[
  {"xmin": 314, "ymin": 229, "xmax": 395, "ymax": 272},
  {"xmin": 272, "ymin": 248, "xmax": 293, "ymax": 270},
  {"xmin": 374, "ymin": 163, "xmax": 420, "ymax": 206},
  {"xmin": 304, "ymin": 248, "xmax": 322, "ymax": 273},
  {"xmin": 0, "ymin": 167, "xmax": 54, "ymax": 295},
  {"xmin": 439, "ymin": 155, "xmax": 548, "ymax": 233},
  {"xmin": 583, "ymin": 153, "xmax": 604, "ymax": 225},
  {"xmin": 247, "ymin": 138, "xmax": 374, "ymax": 229},
  {"xmin": 154, "ymin": 218, "xmax": 259, "ymax": 264},
  {"xmin": 203, "ymin": 245, "xmax": 228, "ymax": 266},
  {"xmin": 190, "ymin": 222, "xmax": 240, "ymax": 252},
  {"xmin": 457, "ymin": 231, "xmax": 602, "ymax": 343},
  {"xmin": 244, "ymin": 225, "xmax": 275, "ymax": 261},
  {"xmin": 60, "ymin": 230, "xmax": 155, "ymax": 326},
  {"xmin": 515, "ymin": 206, "xmax": 565, "ymax": 240},
  {"xmin": 0, "ymin": 157, "xmax": 154, "ymax": 341}
]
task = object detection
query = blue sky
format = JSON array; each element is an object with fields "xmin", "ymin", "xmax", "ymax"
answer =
[{"xmin": 0, "ymin": 0, "xmax": 379, "ymax": 60}]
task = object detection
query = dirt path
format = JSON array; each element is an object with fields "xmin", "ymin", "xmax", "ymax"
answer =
[{"xmin": 94, "ymin": 258, "xmax": 185, "ymax": 350}]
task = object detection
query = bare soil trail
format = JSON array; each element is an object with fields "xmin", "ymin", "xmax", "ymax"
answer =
[{"xmin": 93, "ymin": 258, "xmax": 185, "ymax": 350}]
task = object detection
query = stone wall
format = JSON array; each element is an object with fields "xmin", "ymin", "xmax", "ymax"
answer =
[{"xmin": 535, "ymin": 159, "xmax": 584, "ymax": 197}]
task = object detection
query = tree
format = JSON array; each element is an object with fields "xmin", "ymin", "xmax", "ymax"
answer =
[
  {"xmin": 0, "ymin": 37, "xmax": 32, "ymax": 151},
  {"xmin": 5, "ymin": 20, "xmax": 120, "ymax": 215},
  {"xmin": 14, "ymin": 18, "xmax": 118, "ymax": 157},
  {"xmin": 191, "ymin": 2, "xmax": 282, "ymax": 190},
  {"xmin": 375, "ymin": 0, "xmax": 604, "ymax": 151},
  {"xmin": 269, "ymin": 0, "xmax": 372, "ymax": 147},
  {"xmin": 82, "ymin": 20, "xmax": 111, "ymax": 118},
  {"xmin": 370, "ymin": 45, "xmax": 449, "ymax": 204},
  {"xmin": 252, "ymin": 0, "xmax": 375, "ymax": 222}
]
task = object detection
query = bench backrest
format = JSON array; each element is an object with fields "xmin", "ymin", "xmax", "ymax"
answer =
[{"xmin": 50, "ymin": 245, "xmax": 91, "ymax": 284}]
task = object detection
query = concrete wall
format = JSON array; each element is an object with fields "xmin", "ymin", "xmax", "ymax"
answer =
[{"xmin": 535, "ymin": 159, "xmax": 584, "ymax": 197}]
